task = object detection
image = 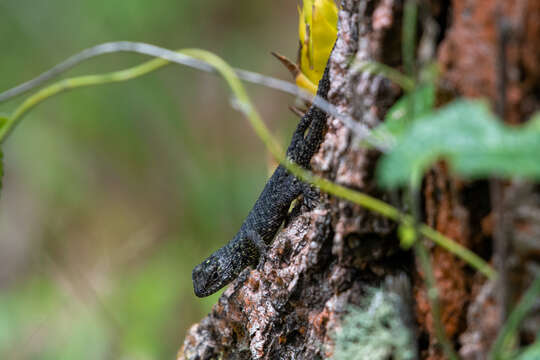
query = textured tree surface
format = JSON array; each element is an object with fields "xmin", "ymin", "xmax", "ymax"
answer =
[{"xmin": 178, "ymin": 1, "xmax": 540, "ymax": 359}]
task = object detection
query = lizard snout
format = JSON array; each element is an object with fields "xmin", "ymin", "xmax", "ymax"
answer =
[{"xmin": 192, "ymin": 260, "xmax": 222, "ymax": 297}]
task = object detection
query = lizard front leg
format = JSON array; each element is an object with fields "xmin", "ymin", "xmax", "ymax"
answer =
[{"xmin": 244, "ymin": 229, "xmax": 268, "ymax": 271}]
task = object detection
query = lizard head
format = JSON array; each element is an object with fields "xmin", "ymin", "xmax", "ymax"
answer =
[
  {"xmin": 192, "ymin": 233, "xmax": 259, "ymax": 297},
  {"xmin": 192, "ymin": 253, "xmax": 233, "ymax": 297}
]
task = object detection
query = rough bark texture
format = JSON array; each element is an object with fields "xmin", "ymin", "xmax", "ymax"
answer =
[
  {"xmin": 179, "ymin": 1, "xmax": 540, "ymax": 359},
  {"xmin": 433, "ymin": 1, "xmax": 540, "ymax": 359}
]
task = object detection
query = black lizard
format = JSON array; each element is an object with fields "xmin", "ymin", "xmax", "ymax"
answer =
[{"xmin": 192, "ymin": 63, "xmax": 331, "ymax": 297}]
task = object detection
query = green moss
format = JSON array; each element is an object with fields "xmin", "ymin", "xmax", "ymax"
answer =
[{"xmin": 332, "ymin": 288, "xmax": 415, "ymax": 360}]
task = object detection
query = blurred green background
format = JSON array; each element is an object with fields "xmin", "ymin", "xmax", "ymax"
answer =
[{"xmin": 0, "ymin": 1, "xmax": 298, "ymax": 358}]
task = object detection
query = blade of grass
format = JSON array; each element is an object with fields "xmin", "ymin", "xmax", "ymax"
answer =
[{"xmin": 490, "ymin": 275, "xmax": 540, "ymax": 359}]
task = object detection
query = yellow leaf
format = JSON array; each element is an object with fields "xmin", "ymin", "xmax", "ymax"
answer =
[
  {"xmin": 297, "ymin": 0, "xmax": 338, "ymax": 91},
  {"xmin": 295, "ymin": 73, "xmax": 318, "ymax": 95},
  {"xmin": 316, "ymin": 0, "xmax": 338, "ymax": 25}
]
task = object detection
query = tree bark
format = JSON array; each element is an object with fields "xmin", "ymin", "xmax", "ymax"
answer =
[{"xmin": 178, "ymin": 1, "xmax": 540, "ymax": 359}]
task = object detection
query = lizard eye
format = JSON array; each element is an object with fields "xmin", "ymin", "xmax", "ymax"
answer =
[{"xmin": 210, "ymin": 272, "xmax": 219, "ymax": 282}]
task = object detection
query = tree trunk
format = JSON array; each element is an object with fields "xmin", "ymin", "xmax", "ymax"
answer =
[{"xmin": 178, "ymin": 1, "xmax": 540, "ymax": 359}]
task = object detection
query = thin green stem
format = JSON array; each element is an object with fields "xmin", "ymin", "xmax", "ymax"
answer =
[
  {"xmin": 408, "ymin": 186, "xmax": 459, "ymax": 360},
  {"xmin": 355, "ymin": 61, "xmax": 415, "ymax": 92},
  {"xmin": 0, "ymin": 56, "xmax": 171, "ymax": 144},
  {"xmin": 0, "ymin": 42, "xmax": 387, "ymax": 150},
  {"xmin": 489, "ymin": 275, "xmax": 540, "ymax": 360},
  {"xmin": 419, "ymin": 224, "xmax": 495, "ymax": 278},
  {"xmin": 1, "ymin": 47, "xmax": 496, "ymax": 281},
  {"xmin": 402, "ymin": 0, "xmax": 419, "ymax": 134},
  {"xmin": 414, "ymin": 240, "xmax": 459, "ymax": 360},
  {"xmin": 402, "ymin": 6, "xmax": 458, "ymax": 356},
  {"xmin": 403, "ymin": 0, "xmax": 418, "ymax": 80}
]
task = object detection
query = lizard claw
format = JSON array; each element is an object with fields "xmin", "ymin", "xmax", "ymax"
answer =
[{"xmin": 245, "ymin": 229, "xmax": 269, "ymax": 271}]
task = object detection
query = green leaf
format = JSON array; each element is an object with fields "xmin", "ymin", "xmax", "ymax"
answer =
[
  {"xmin": 371, "ymin": 85, "xmax": 435, "ymax": 144},
  {"xmin": 377, "ymin": 100, "xmax": 540, "ymax": 188},
  {"xmin": 516, "ymin": 339, "xmax": 540, "ymax": 360},
  {"xmin": 387, "ymin": 84, "xmax": 435, "ymax": 124}
]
